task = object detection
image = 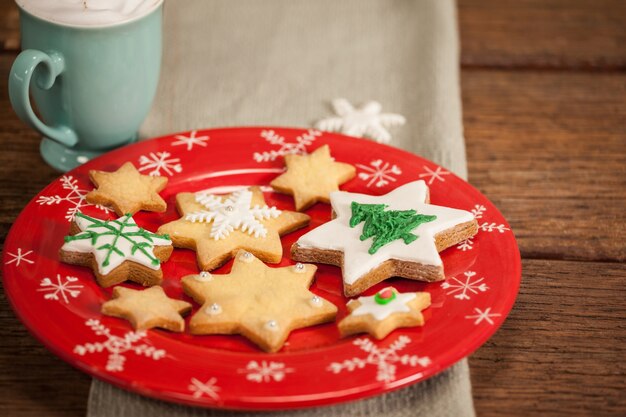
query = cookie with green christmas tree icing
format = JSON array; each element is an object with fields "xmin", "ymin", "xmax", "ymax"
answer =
[
  {"xmin": 291, "ymin": 180, "xmax": 478, "ymax": 296},
  {"xmin": 60, "ymin": 213, "xmax": 173, "ymax": 287},
  {"xmin": 338, "ymin": 286, "xmax": 431, "ymax": 339}
]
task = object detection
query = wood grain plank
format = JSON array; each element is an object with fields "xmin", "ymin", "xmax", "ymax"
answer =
[
  {"xmin": 462, "ymin": 70, "xmax": 626, "ymax": 262},
  {"xmin": 2, "ymin": 1, "xmax": 626, "ymax": 70},
  {"xmin": 458, "ymin": 0, "xmax": 626, "ymax": 69},
  {"xmin": 470, "ymin": 259, "xmax": 626, "ymax": 416}
]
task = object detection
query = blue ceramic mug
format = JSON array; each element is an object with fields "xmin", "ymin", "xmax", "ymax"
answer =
[{"xmin": 9, "ymin": 1, "xmax": 163, "ymax": 171}]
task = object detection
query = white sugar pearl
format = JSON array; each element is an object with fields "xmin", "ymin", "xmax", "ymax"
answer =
[
  {"xmin": 309, "ymin": 295, "xmax": 322, "ymax": 308},
  {"xmin": 293, "ymin": 263, "xmax": 306, "ymax": 273},
  {"xmin": 240, "ymin": 251, "xmax": 253, "ymax": 262},
  {"xmin": 206, "ymin": 303, "xmax": 222, "ymax": 315},
  {"xmin": 265, "ymin": 320, "xmax": 278, "ymax": 331},
  {"xmin": 194, "ymin": 271, "xmax": 213, "ymax": 282}
]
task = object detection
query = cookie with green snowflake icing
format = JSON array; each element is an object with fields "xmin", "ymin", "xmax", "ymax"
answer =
[
  {"xmin": 291, "ymin": 180, "xmax": 478, "ymax": 296},
  {"xmin": 60, "ymin": 213, "xmax": 173, "ymax": 287}
]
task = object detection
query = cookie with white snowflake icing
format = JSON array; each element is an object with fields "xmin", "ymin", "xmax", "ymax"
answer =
[
  {"xmin": 181, "ymin": 250, "xmax": 337, "ymax": 352},
  {"xmin": 60, "ymin": 213, "xmax": 173, "ymax": 287},
  {"xmin": 158, "ymin": 187, "xmax": 310, "ymax": 271},
  {"xmin": 338, "ymin": 287, "xmax": 431, "ymax": 339},
  {"xmin": 291, "ymin": 180, "xmax": 478, "ymax": 296}
]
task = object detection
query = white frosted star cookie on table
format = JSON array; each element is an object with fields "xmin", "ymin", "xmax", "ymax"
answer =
[
  {"xmin": 338, "ymin": 287, "xmax": 431, "ymax": 339},
  {"xmin": 270, "ymin": 145, "xmax": 356, "ymax": 211},
  {"xmin": 181, "ymin": 250, "xmax": 337, "ymax": 352},
  {"xmin": 158, "ymin": 187, "xmax": 310, "ymax": 271},
  {"xmin": 291, "ymin": 180, "xmax": 478, "ymax": 297},
  {"xmin": 59, "ymin": 213, "xmax": 173, "ymax": 287},
  {"xmin": 102, "ymin": 286, "xmax": 192, "ymax": 332}
]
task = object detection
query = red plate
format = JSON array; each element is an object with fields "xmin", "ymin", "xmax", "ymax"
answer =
[{"xmin": 2, "ymin": 128, "xmax": 520, "ymax": 410}]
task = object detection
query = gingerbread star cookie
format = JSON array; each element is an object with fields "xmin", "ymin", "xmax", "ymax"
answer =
[
  {"xmin": 338, "ymin": 287, "xmax": 431, "ymax": 339},
  {"xmin": 291, "ymin": 180, "xmax": 478, "ymax": 296},
  {"xmin": 86, "ymin": 162, "xmax": 168, "ymax": 215},
  {"xmin": 60, "ymin": 213, "xmax": 173, "ymax": 287},
  {"xmin": 181, "ymin": 250, "xmax": 337, "ymax": 352},
  {"xmin": 158, "ymin": 187, "xmax": 310, "ymax": 271},
  {"xmin": 102, "ymin": 286, "xmax": 192, "ymax": 332},
  {"xmin": 270, "ymin": 145, "xmax": 356, "ymax": 211}
]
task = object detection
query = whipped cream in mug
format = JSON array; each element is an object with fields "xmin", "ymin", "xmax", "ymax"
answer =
[{"xmin": 16, "ymin": 0, "xmax": 163, "ymax": 27}]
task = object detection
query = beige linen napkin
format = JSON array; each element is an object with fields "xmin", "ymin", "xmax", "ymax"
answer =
[{"xmin": 88, "ymin": 0, "xmax": 474, "ymax": 415}]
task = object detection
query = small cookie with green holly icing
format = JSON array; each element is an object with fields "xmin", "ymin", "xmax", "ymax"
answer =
[
  {"xmin": 102, "ymin": 286, "xmax": 192, "ymax": 332},
  {"xmin": 158, "ymin": 187, "xmax": 310, "ymax": 271},
  {"xmin": 86, "ymin": 162, "xmax": 168, "ymax": 216},
  {"xmin": 291, "ymin": 180, "xmax": 478, "ymax": 296},
  {"xmin": 59, "ymin": 213, "xmax": 173, "ymax": 287},
  {"xmin": 270, "ymin": 145, "xmax": 356, "ymax": 211},
  {"xmin": 338, "ymin": 287, "xmax": 431, "ymax": 339}
]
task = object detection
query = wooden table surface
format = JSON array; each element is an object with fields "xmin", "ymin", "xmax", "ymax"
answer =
[{"xmin": 1, "ymin": 1, "xmax": 625, "ymax": 416}]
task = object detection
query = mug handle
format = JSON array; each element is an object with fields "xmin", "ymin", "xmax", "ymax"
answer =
[{"xmin": 9, "ymin": 49, "xmax": 78, "ymax": 147}]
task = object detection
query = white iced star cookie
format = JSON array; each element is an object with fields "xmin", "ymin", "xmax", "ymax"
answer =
[
  {"xmin": 60, "ymin": 213, "xmax": 173, "ymax": 287},
  {"xmin": 291, "ymin": 180, "xmax": 478, "ymax": 296},
  {"xmin": 315, "ymin": 98, "xmax": 405, "ymax": 144},
  {"xmin": 338, "ymin": 287, "xmax": 431, "ymax": 339}
]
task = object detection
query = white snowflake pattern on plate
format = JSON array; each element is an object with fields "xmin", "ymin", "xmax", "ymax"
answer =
[
  {"xmin": 238, "ymin": 360, "xmax": 294, "ymax": 383},
  {"xmin": 137, "ymin": 151, "xmax": 183, "ymax": 176},
  {"xmin": 441, "ymin": 271, "xmax": 489, "ymax": 301},
  {"xmin": 188, "ymin": 377, "xmax": 220, "ymax": 400},
  {"xmin": 355, "ymin": 159, "xmax": 402, "ymax": 188},
  {"xmin": 327, "ymin": 336, "xmax": 430, "ymax": 382},
  {"xmin": 37, "ymin": 274, "xmax": 83, "ymax": 304},
  {"xmin": 253, "ymin": 129, "xmax": 321, "ymax": 163},
  {"xmin": 315, "ymin": 98, "xmax": 405, "ymax": 144},
  {"xmin": 465, "ymin": 307, "xmax": 501, "ymax": 325},
  {"xmin": 418, "ymin": 165, "xmax": 450, "ymax": 185},
  {"xmin": 36, "ymin": 175, "xmax": 110, "ymax": 221},
  {"xmin": 171, "ymin": 130, "xmax": 210, "ymax": 151},
  {"xmin": 456, "ymin": 204, "xmax": 510, "ymax": 251},
  {"xmin": 4, "ymin": 248, "xmax": 34, "ymax": 267},
  {"xmin": 73, "ymin": 319, "xmax": 165, "ymax": 372}
]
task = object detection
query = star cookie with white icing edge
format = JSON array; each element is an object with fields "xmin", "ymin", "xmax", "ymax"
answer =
[
  {"xmin": 338, "ymin": 287, "xmax": 431, "ymax": 339},
  {"xmin": 60, "ymin": 213, "xmax": 173, "ymax": 287},
  {"xmin": 181, "ymin": 250, "xmax": 337, "ymax": 352},
  {"xmin": 102, "ymin": 286, "xmax": 192, "ymax": 332},
  {"xmin": 291, "ymin": 180, "xmax": 478, "ymax": 297},
  {"xmin": 157, "ymin": 187, "xmax": 310, "ymax": 271},
  {"xmin": 86, "ymin": 162, "xmax": 168, "ymax": 215},
  {"xmin": 270, "ymin": 145, "xmax": 356, "ymax": 211}
]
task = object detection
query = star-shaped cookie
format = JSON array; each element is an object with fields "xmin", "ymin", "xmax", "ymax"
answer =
[
  {"xmin": 291, "ymin": 180, "xmax": 478, "ymax": 296},
  {"xmin": 158, "ymin": 187, "xmax": 310, "ymax": 271},
  {"xmin": 270, "ymin": 145, "xmax": 356, "ymax": 211},
  {"xmin": 86, "ymin": 162, "xmax": 168, "ymax": 215},
  {"xmin": 181, "ymin": 250, "xmax": 337, "ymax": 352},
  {"xmin": 338, "ymin": 287, "xmax": 431, "ymax": 339},
  {"xmin": 60, "ymin": 213, "xmax": 173, "ymax": 287},
  {"xmin": 102, "ymin": 286, "xmax": 192, "ymax": 332}
]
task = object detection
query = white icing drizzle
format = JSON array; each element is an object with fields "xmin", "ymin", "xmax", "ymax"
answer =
[
  {"xmin": 351, "ymin": 291, "xmax": 417, "ymax": 321},
  {"xmin": 295, "ymin": 180, "xmax": 474, "ymax": 285},
  {"xmin": 61, "ymin": 213, "xmax": 171, "ymax": 275},
  {"xmin": 184, "ymin": 189, "xmax": 281, "ymax": 240}
]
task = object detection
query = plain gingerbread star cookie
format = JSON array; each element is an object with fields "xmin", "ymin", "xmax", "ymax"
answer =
[
  {"xmin": 338, "ymin": 287, "xmax": 431, "ymax": 339},
  {"xmin": 102, "ymin": 286, "xmax": 192, "ymax": 332},
  {"xmin": 291, "ymin": 180, "xmax": 478, "ymax": 296},
  {"xmin": 59, "ymin": 213, "xmax": 173, "ymax": 287},
  {"xmin": 86, "ymin": 162, "xmax": 168, "ymax": 215},
  {"xmin": 158, "ymin": 187, "xmax": 310, "ymax": 271},
  {"xmin": 181, "ymin": 250, "xmax": 337, "ymax": 352},
  {"xmin": 270, "ymin": 145, "xmax": 356, "ymax": 211}
]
